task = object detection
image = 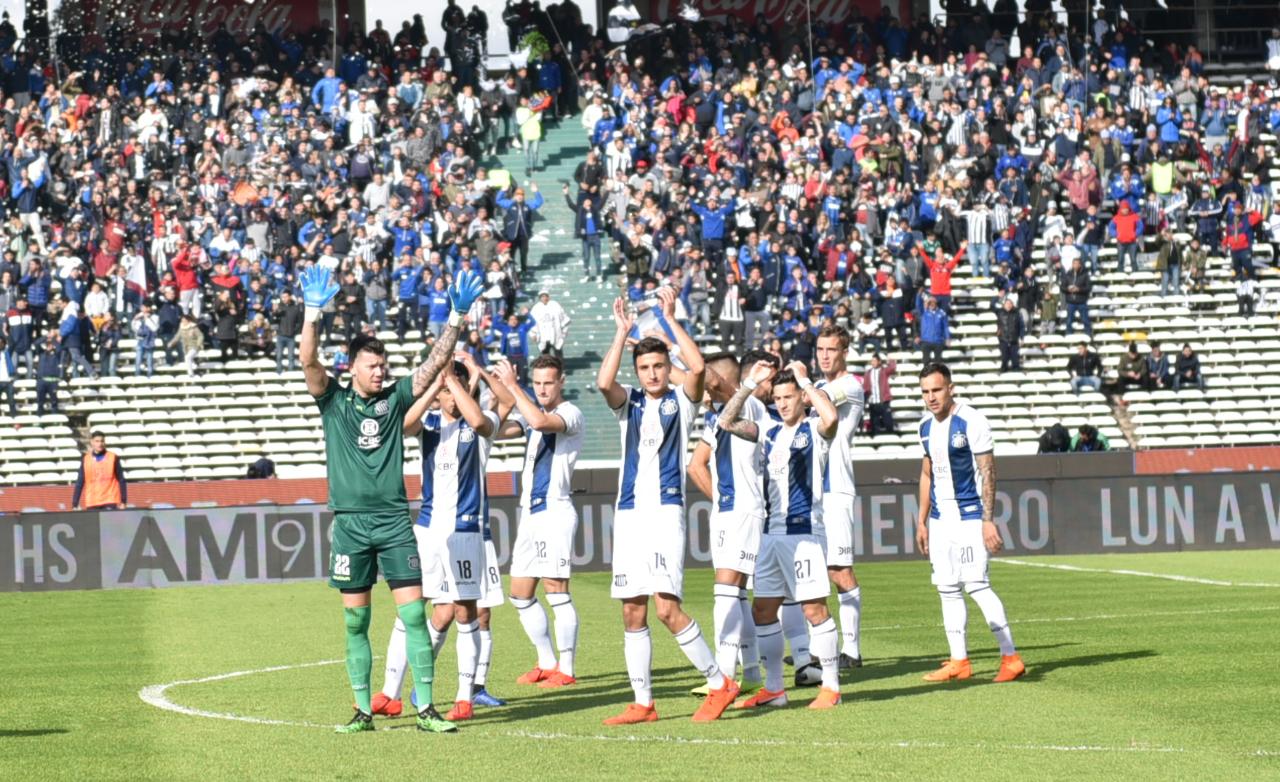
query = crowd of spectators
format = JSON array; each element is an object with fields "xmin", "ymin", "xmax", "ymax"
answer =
[
  {"xmin": 0, "ymin": 1, "xmax": 1277, "ymax": 431},
  {"xmin": 0, "ymin": 2, "xmax": 600, "ymax": 420},
  {"xmin": 573, "ymin": 3, "xmax": 1280, "ymax": 409}
]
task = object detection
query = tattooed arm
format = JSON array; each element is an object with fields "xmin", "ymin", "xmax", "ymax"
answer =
[
  {"xmin": 411, "ymin": 322, "xmax": 462, "ymax": 397},
  {"xmin": 976, "ymin": 451, "xmax": 1003, "ymax": 553},
  {"xmin": 717, "ymin": 360, "xmax": 775, "ymax": 442}
]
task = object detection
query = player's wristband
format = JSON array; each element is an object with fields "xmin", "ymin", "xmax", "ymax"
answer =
[
  {"xmin": 798, "ymin": 377, "xmax": 814, "ymax": 390},
  {"xmin": 303, "ymin": 306, "xmax": 321, "ymax": 324},
  {"xmin": 448, "ymin": 310, "xmax": 463, "ymax": 327},
  {"xmin": 742, "ymin": 377, "xmax": 758, "ymax": 391}
]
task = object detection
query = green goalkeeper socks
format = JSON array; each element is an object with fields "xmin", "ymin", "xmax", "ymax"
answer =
[
  {"xmin": 397, "ymin": 601, "xmax": 436, "ymax": 709},
  {"xmin": 343, "ymin": 606, "xmax": 373, "ymax": 714}
]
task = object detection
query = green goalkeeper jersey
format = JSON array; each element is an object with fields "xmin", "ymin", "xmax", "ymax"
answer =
[{"xmin": 315, "ymin": 377, "xmax": 415, "ymax": 513}]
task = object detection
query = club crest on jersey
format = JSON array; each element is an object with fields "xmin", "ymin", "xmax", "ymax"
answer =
[
  {"xmin": 660, "ymin": 398, "xmax": 678, "ymax": 415},
  {"xmin": 358, "ymin": 418, "xmax": 381, "ymax": 449},
  {"xmin": 793, "ymin": 432, "xmax": 810, "ymax": 449},
  {"xmin": 459, "ymin": 428, "xmax": 476, "ymax": 443},
  {"xmin": 951, "ymin": 431, "xmax": 968, "ymax": 449},
  {"xmin": 374, "ymin": 399, "xmax": 389, "ymax": 416}
]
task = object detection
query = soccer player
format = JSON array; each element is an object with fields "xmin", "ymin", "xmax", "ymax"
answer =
[
  {"xmin": 404, "ymin": 353, "xmax": 515, "ymax": 722},
  {"xmin": 300, "ymin": 264, "xmax": 482, "ymax": 734},
  {"xmin": 373, "ymin": 360, "xmax": 506, "ymax": 716},
  {"xmin": 719, "ymin": 360, "xmax": 843, "ymax": 709},
  {"xmin": 686, "ymin": 350, "xmax": 779, "ymax": 698},
  {"xmin": 813, "ymin": 324, "xmax": 867, "ymax": 671},
  {"xmin": 915, "ymin": 362, "xmax": 1026, "ymax": 683},
  {"xmin": 596, "ymin": 287, "xmax": 739, "ymax": 725},
  {"xmin": 493, "ymin": 355, "xmax": 585, "ymax": 689}
]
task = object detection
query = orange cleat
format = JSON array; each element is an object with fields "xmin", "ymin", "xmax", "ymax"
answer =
[
  {"xmin": 517, "ymin": 666, "xmax": 553, "ymax": 685},
  {"xmin": 923, "ymin": 658, "xmax": 972, "ymax": 682},
  {"xmin": 993, "ymin": 654, "xmax": 1026, "ymax": 682},
  {"xmin": 446, "ymin": 701, "xmax": 474, "ymax": 721},
  {"xmin": 603, "ymin": 702, "xmax": 658, "ymax": 726},
  {"xmin": 692, "ymin": 677, "xmax": 740, "ymax": 722},
  {"xmin": 808, "ymin": 687, "xmax": 841, "ymax": 710},
  {"xmin": 735, "ymin": 688, "xmax": 788, "ymax": 709},
  {"xmin": 370, "ymin": 693, "xmax": 403, "ymax": 717},
  {"xmin": 538, "ymin": 670, "xmax": 577, "ymax": 688}
]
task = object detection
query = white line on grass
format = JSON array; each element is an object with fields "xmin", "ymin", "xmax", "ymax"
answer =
[
  {"xmin": 138, "ymin": 656, "xmax": 1276, "ymax": 758},
  {"xmin": 996, "ymin": 558, "xmax": 1280, "ymax": 588},
  {"xmin": 862, "ymin": 603, "xmax": 1280, "ymax": 632},
  {"xmin": 139, "ymin": 659, "xmax": 345, "ymax": 729}
]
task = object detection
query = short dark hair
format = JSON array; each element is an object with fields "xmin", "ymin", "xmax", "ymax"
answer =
[
  {"xmin": 450, "ymin": 360, "xmax": 470, "ymax": 382},
  {"xmin": 773, "ymin": 370, "xmax": 799, "ymax": 389},
  {"xmin": 348, "ymin": 334, "xmax": 386, "ymax": 360},
  {"xmin": 704, "ymin": 351, "xmax": 739, "ymax": 370},
  {"xmin": 632, "ymin": 336, "xmax": 669, "ymax": 364},
  {"xmin": 817, "ymin": 324, "xmax": 851, "ymax": 351},
  {"xmin": 90, "ymin": 430, "xmax": 105, "ymax": 439},
  {"xmin": 918, "ymin": 361, "xmax": 952, "ymax": 381},
  {"xmin": 740, "ymin": 348, "xmax": 780, "ymax": 369},
  {"xmin": 529, "ymin": 355, "xmax": 564, "ymax": 376}
]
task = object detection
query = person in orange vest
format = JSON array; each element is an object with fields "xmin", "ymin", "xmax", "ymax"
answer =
[{"xmin": 72, "ymin": 431, "xmax": 127, "ymax": 510}]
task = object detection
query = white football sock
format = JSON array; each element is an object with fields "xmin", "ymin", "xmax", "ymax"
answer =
[
  {"xmin": 512, "ymin": 596, "xmax": 557, "ymax": 670},
  {"xmin": 674, "ymin": 619, "xmax": 725, "ymax": 688},
  {"xmin": 712, "ymin": 584, "xmax": 742, "ymax": 680},
  {"xmin": 755, "ymin": 620, "xmax": 785, "ymax": 692},
  {"xmin": 738, "ymin": 589, "xmax": 760, "ymax": 683},
  {"xmin": 809, "ymin": 617, "xmax": 840, "ymax": 691},
  {"xmin": 455, "ymin": 620, "xmax": 479, "ymax": 703},
  {"xmin": 623, "ymin": 627, "xmax": 653, "ymax": 704},
  {"xmin": 381, "ymin": 616, "xmax": 409, "ymax": 699},
  {"xmin": 476, "ymin": 629, "xmax": 493, "ymax": 687},
  {"xmin": 779, "ymin": 601, "xmax": 811, "ymax": 667},
  {"xmin": 836, "ymin": 586, "xmax": 862, "ymax": 659},
  {"xmin": 429, "ymin": 617, "xmax": 450, "ymax": 662},
  {"xmin": 966, "ymin": 581, "xmax": 1016, "ymax": 655},
  {"xmin": 547, "ymin": 592, "xmax": 579, "ymax": 677},
  {"xmin": 938, "ymin": 586, "xmax": 968, "ymax": 660}
]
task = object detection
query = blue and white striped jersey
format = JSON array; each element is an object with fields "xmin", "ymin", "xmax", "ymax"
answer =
[
  {"xmin": 919, "ymin": 403, "xmax": 994, "ymax": 521},
  {"xmin": 613, "ymin": 385, "xmax": 696, "ymax": 510},
  {"xmin": 700, "ymin": 395, "xmax": 766, "ymax": 516},
  {"xmin": 815, "ymin": 373, "xmax": 865, "ymax": 496},
  {"xmin": 762, "ymin": 419, "xmax": 832, "ymax": 535},
  {"xmin": 417, "ymin": 410, "xmax": 500, "ymax": 533},
  {"xmin": 518, "ymin": 401, "xmax": 584, "ymax": 514}
]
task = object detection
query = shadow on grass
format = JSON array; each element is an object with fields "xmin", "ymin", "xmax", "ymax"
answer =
[
  {"xmin": 849, "ymin": 648, "xmax": 1159, "ymax": 703},
  {"xmin": 845, "ymin": 642, "xmax": 1079, "ymax": 687},
  {"xmin": 0, "ymin": 729, "xmax": 69, "ymax": 737}
]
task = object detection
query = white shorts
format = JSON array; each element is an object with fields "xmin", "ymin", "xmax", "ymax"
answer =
[
  {"xmin": 611, "ymin": 505, "xmax": 686, "ymax": 599},
  {"xmin": 479, "ymin": 539, "xmax": 505, "ymax": 609},
  {"xmin": 415, "ymin": 525, "xmax": 487, "ymax": 603},
  {"xmin": 710, "ymin": 510, "xmax": 763, "ymax": 574},
  {"xmin": 927, "ymin": 505, "xmax": 990, "ymax": 587},
  {"xmin": 822, "ymin": 493, "xmax": 856, "ymax": 567},
  {"xmin": 753, "ymin": 534, "xmax": 830, "ymax": 602},
  {"xmin": 510, "ymin": 504, "xmax": 578, "ymax": 580}
]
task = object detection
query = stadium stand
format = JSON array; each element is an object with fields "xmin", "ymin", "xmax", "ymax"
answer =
[{"xmin": 2, "ymin": 6, "xmax": 1280, "ymax": 486}]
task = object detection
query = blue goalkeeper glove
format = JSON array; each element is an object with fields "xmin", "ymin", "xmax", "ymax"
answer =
[
  {"xmin": 447, "ymin": 268, "xmax": 484, "ymax": 315},
  {"xmin": 299, "ymin": 265, "xmax": 339, "ymax": 316}
]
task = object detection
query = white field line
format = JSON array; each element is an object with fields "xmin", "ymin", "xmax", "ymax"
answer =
[
  {"xmin": 997, "ymin": 558, "xmax": 1280, "ymax": 588},
  {"xmin": 138, "ymin": 654, "xmax": 1276, "ymax": 758},
  {"xmin": 862, "ymin": 603, "xmax": 1280, "ymax": 632}
]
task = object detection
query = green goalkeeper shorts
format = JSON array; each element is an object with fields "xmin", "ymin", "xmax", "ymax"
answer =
[{"xmin": 328, "ymin": 511, "xmax": 421, "ymax": 590}]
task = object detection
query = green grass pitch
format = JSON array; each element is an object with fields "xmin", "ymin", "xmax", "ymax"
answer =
[{"xmin": 1, "ymin": 551, "xmax": 1278, "ymax": 780}]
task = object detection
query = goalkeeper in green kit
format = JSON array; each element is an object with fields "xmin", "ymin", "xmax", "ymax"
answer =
[{"xmin": 299, "ymin": 264, "xmax": 485, "ymax": 734}]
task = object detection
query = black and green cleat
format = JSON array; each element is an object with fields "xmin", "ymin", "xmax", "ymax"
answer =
[
  {"xmin": 416, "ymin": 704, "xmax": 459, "ymax": 733},
  {"xmin": 335, "ymin": 710, "xmax": 375, "ymax": 734}
]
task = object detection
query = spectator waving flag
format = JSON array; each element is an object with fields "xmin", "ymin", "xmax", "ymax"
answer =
[{"xmin": 125, "ymin": 254, "xmax": 148, "ymax": 298}]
